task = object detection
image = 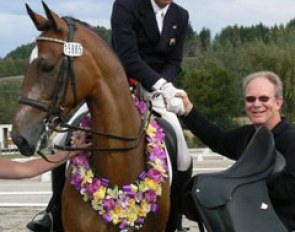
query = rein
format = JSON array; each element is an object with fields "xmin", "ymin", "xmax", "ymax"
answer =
[{"xmin": 53, "ymin": 108, "xmax": 150, "ymax": 152}]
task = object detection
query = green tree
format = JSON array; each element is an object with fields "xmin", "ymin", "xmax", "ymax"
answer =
[
  {"xmin": 0, "ymin": 77, "xmax": 23, "ymax": 123},
  {"xmin": 182, "ymin": 55, "xmax": 240, "ymax": 128}
]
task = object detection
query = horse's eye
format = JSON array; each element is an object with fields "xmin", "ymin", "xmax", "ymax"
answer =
[{"xmin": 42, "ymin": 63, "xmax": 55, "ymax": 73}]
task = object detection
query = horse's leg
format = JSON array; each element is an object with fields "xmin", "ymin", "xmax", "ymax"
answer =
[
  {"xmin": 62, "ymin": 179, "xmax": 120, "ymax": 232},
  {"xmin": 62, "ymin": 180, "xmax": 97, "ymax": 232}
]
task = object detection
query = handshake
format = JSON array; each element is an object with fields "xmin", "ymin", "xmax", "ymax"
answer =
[{"xmin": 156, "ymin": 82, "xmax": 187, "ymax": 115}]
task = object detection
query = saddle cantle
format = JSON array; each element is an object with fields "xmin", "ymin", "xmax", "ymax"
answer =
[{"xmin": 182, "ymin": 125, "xmax": 288, "ymax": 232}]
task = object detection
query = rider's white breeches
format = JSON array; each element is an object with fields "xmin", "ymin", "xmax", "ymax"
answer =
[{"xmin": 138, "ymin": 85, "xmax": 192, "ymax": 171}]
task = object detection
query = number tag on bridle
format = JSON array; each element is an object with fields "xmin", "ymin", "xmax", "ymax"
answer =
[{"xmin": 64, "ymin": 42, "xmax": 83, "ymax": 57}]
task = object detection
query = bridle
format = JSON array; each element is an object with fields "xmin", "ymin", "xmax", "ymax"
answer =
[
  {"xmin": 19, "ymin": 17, "xmax": 79, "ymax": 126},
  {"xmin": 18, "ymin": 17, "xmax": 146, "ymax": 155}
]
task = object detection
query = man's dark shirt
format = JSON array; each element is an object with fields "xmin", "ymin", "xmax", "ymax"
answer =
[{"xmin": 183, "ymin": 107, "xmax": 295, "ymax": 230}]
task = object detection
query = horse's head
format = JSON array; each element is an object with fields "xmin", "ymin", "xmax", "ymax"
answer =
[{"xmin": 12, "ymin": 1, "xmax": 105, "ymax": 156}]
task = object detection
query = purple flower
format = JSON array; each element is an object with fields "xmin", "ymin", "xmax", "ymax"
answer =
[
  {"xmin": 102, "ymin": 214, "xmax": 112, "ymax": 223},
  {"xmin": 150, "ymin": 203, "xmax": 158, "ymax": 212},
  {"xmin": 144, "ymin": 190, "xmax": 157, "ymax": 203},
  {"xmin": 149, "ymin": 146, "xmax": 165, "ymax": 161},
  {"xmin": 85, "ymin": 179, "xmax": 102, "ymax": 196},
  {"xmin": 139, "ymin": 171, "xmax": 147, "ymax": 180},
  {"xmin": 147, "ymin": 169, "xmax": 162, "ymax": 182},
  {"xmin": 135, "ymin": 98, "xmax": 147, "ymax": 115},
  {"xmin": 71, "ymin": 173, "xmax": 82, "ymax": 191},
  {"xmin": 102, "ymin": 198, "xmax": 116, "ymax": 211},
  {"xmin": 119, "ymin": 219, "xmax": 128, "ymax": 230},
  {"xmin": 136, "ymin": 217, "xmax": 145, "ymax": 224},
  {"xmin": 80, "ymin": 116, "xmax": 91, "ymax": 128},
  {"xmin": 118, "ymin": 192, "xmax": 129, "ymax": 208},
  {"xmin": 71, "ymin": 154, "xmax": 90, "ymax": 169}
]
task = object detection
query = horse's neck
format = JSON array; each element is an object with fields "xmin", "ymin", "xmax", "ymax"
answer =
[{"xmin": 87, "ymin": 83, "xmax": 145, "ymax": 185}]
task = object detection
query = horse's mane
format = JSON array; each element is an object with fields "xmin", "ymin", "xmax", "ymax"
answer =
[{"xmin": 62, "ymin": 16, "xmax": 95, "ymax": 31}]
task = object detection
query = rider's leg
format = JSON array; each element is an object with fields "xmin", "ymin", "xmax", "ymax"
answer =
[
  {"xmin": 147, "ymin": 93, "xmax": 192, "ymax": 232},
  {"xmin": 26, "ymin": 164, "xmax": 65, "ymax": 232},
  {"xmin": 166, "ymin": 160, "xmax": 193, "ymax": 232}
]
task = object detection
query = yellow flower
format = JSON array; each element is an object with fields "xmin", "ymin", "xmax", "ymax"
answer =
[
  {"xmin": 139, "ymin": 200, "xmax": 151, "ymax": 217},
  {"xmin": 93, "ymin": 186, "xmax": 106, "ymax": 200},
  {"xmin": 153, "ymin": 160, "xmax": 167, "ymax": 175},
  {"xmin": 131, "ymin": 184, "xmax": 138, "ymax": 193},
  {"xmin": 113, "ymin": 204, "xmax": 123, "ymax": 215},
  {"xmin": 110, "ymin": 211, "xmax": 120, "ymax": 225},
  {"xmin": 82, "ymin": 169, "xmax": 94, "ymax": 185},
  {"xmin": 146, "ymin": 124, "xmax": 156, "ymax": 137},
  {"xmin": 156, "ymin": 186, "xmax": 162, "ymax": 196},
  {"xmin": 91, "ymin": 199, "xmax": 101, "ymax": 211},
  {"xmin": 143, "ymin": 178, "xmax": 158, "ymax": 190},
  {"xmin": 128, "ymin": 213, "xmax": 138, "ymax": 224},
  {"xmin": 128, "ymin": 204, "xmax": 140, "ymax": 215},
  {"xmin": 128, "ymin": 198, "xmax": 136, "ymax": 206}
]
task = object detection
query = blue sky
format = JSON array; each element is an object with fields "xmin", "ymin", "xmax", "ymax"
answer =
[{"xmin": 1, "ymin": 0, "xmax": 295, "ymax": 58}]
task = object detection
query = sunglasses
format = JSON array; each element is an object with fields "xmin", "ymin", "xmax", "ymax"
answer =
[{"xmin": 245, "ymin": 95, "xmax": 275, "ymax": 103}]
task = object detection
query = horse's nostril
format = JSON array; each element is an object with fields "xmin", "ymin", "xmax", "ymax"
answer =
[
  {"xmin": 12, "ymin": 133, "xmax": 34, "ymax": 157},
  {"xmin": 12, "ymin": 133, "xmax": 24, "ymax": 145}
]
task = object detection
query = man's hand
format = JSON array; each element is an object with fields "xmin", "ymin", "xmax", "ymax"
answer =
[
  {"xmin": 175, "ymin": 90, "xmax": 194, "ymax": 115},
  {"xmin": 158, "ymin": 83, "xmax": 186, "ymax": 115}
]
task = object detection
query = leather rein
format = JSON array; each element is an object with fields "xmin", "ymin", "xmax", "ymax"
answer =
[{"xmin": 18, "ymin": 17, "xmax": 146, "ymax": 154}]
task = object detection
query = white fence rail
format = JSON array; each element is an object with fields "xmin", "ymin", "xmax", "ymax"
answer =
[{"xmin": 0, "ymin": 148, "xmax": 233, "ymax": 208}]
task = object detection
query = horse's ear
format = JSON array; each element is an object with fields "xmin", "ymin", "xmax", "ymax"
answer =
[
  {"xmin": 42, "ymin": 1, "xmax": 62, "ymax": 32},
  {"xmin": 25, "ymin": 3, "xmax": 50, "ymax": 31}
]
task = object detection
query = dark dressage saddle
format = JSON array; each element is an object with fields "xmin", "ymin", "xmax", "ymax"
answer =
[{"xmin": 182, "ymin": 125, "xmax": 288, "ymax": 232}]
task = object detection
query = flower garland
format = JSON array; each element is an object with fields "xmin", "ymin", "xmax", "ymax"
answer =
[{"xmin": 70, "ymin": 97, "xmax": 168, "ymax": 231}]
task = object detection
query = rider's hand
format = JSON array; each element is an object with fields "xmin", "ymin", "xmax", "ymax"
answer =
[{"xmin": 160, "ymin": 83, "xmax": 186, "ymax": 115}]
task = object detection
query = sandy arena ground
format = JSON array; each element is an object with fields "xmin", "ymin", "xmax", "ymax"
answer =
[{"xmin": 0, "ymin": 207, "xmax": 199, "ymax": 232}]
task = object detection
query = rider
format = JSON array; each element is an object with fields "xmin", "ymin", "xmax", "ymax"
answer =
[
  {"xmin": 111, "ymin": 0, "xmax": 192, "ymax": 231},
  {"xmin": 27, "ymin": 0, "xmax": 192, "ymax": 230},
  {"xmin": 169, "ymin": 71, "xmax": 295, "ymax": 231}
]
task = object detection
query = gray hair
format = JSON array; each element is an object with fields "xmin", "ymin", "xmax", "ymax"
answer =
[{"xmin": 243, "ymin": 71, "xmax": 283, "ymax": 97}]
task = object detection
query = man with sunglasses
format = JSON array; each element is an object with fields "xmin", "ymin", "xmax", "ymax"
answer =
[{"xmin": 169, "ymin": 71, "xmax": 295, "ymax": 231}]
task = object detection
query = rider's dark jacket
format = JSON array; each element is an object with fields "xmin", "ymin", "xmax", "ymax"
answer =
[
  {"xmin": 111, "ymin": 0, "xmax": 188, "ymax": 91},
  {"xmin": 182, "ymin": 107, "xmax": 295, "ymax": 231}
]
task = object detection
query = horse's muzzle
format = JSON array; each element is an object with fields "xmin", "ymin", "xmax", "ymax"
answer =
[{"xmin": 12, "ymin": 133, "xmax": 35, "ymax": 157}]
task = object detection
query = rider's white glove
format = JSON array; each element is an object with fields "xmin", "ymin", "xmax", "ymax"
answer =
[{"xmin": 158, "ymin": 83, "xmax": 186, "ymax": 115}]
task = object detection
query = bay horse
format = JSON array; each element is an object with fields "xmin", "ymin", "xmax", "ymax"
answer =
[{"xmin": 12, "ymin": 2, "xmax": 170, "ymax": 231}]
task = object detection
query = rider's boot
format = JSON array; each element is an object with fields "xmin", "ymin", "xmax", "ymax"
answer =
[
  {"xmin": 166, "ymin": 160, "xmax": 193, "ymax": 232},
  {"xmin": 26, "ymin": 164, "xmax": 65, "ymax": 232}
]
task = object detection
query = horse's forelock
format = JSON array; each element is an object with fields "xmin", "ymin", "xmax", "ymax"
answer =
[{"xmin": 29, "ymin": 46, "xmax": 39, "ymax": 64}]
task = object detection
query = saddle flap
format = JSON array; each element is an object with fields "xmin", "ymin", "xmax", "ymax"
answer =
[{"xmin": 193, "ymin": 126, "xmax": 278, "ymax": 208}]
